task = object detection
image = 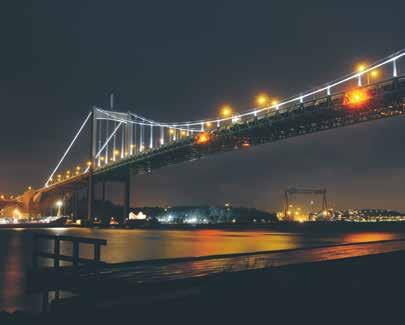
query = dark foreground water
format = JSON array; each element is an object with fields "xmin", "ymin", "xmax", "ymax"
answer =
[{"xmin": 1, "ymin": 227, "xmax": 405, "ymax": 312}]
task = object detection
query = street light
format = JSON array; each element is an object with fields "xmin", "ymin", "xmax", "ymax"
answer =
[
  {"xmin": 356, "ymin": 63, "xmax": 367, "ymax": 73},
  {"xmin": 56, "ymin": 200, "xmax": 63, "ymax": 217},
  {"xmin": 367, "ymin": 69, "xmax": 380, "ymax": 84},
  {"xmin": 356, "ymin": 63, "xmax": 367, "ymax": 86},
  {"xmin": 256, "ymin": 93, "xmax": 270, "ymax": 107},
  {"xmin": 220, "ymin": 105, "xmax": 233, "ymax": 117}
]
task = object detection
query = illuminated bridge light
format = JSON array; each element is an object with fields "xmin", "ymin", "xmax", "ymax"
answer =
[
  {"xmin": 241, "ymin": 141, "xmax": 250, "ymax": 148},
  {"xmin": 256, "ymin": 93, "xmax": 270, "ymax": 107},
  {"xmin": 42, "ymin": 50, "xmax": 405, "ymax": 189},
  {"xmin": 195, "ymin": 132, "xmax": 210, "ymax": 144},
  {"xmin": 343, "ymin": 89, "xmax": 370, "ymax": 107}
]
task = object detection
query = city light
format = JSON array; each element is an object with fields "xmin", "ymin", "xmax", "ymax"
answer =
[
  {"xmin": 220, "ymin": 105, "xmax": 233, "ymax": 117},
  {"xmin": 56, "ymin": 200, "xmax": 63, "ymax": 217},
  {"xmin": 343, "ymin": 88, "xmax": 369, "ymax": 107},
  {"xmin": 356, "ymin": 63, "xmax": 367, "ymax": 72},
  {"xmin": 370, "ymin": 69, "xmax": 379, "ymax": 78},
  {"xmin": 195, "ymin": 132, "xmax": 210, "ymax": 144},
  {"xmin": 13, "ymin": 209, "xmax": 21, "ymax": 219},
  {"xmin": 256, "ymin": 93, "xmax": 270, "ymax": 107},
  {"xmin": 241, "ymin": 141, "xmax": 251, "ymax": 148}
]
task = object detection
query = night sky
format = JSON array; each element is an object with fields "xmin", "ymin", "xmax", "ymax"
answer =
[{"xmin": 1, "ymin": 1, "xmax": 405, "ymax": 212}]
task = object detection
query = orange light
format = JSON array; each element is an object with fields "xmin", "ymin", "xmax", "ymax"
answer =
[
  {"xmin": 370, "ymin": 69, "xmax": 379, "ymax": 78},
  {"xmin": 169, "ymin": 129, "xmax": 175, "ymax": 135},
  {"xmin": 256, "ymin": 93, "xmax": 270, "ymax": 107},
  {"xmin": 206, "ymin": 121, "xmax": 212, "ymax": 127},
  {"xmin": 356, "ymin": 63, "xmax": 367, "ymax": 73},
  {"xmin": 181, "ymin": 130, "xmax": 186, "ymax": 136},
  {"xmin": 242, "ymin": 141, "xmax": 251, "ymax": 148},
  {"xmin": 220, "ymin": 105, "xmax": 233, "ymax": 117},
  {"xmin": 86, "ymin": 161, "xmax": 92, "ymax": 167},
  {"xmin": 195, "ymin": 132, "xmax": 210, "ymax": 144},
  {"xmin": 343, "ymin": 89, "xmax": 370, "ymax": 107}
]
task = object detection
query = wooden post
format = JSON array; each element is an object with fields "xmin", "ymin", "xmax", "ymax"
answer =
[
  {"xmin": 94, "ymin": 244, "xmax": 101, "ymax": 263},
  {"xmin": 72, "ymin": 240, "xmax": 79, "ymax": 267},
  {"xmin": 32, "ymin": 236, "xmax": 38, "ymax": 269},
  {"xmin": 53, "ymin": 238, "xmax": 60, "ymax": 268},
  {"xmin": 42, "ymin": 291, "xmax": 49, "ymax": 313}
]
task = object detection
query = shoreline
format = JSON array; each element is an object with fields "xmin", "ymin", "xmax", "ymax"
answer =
[{"xmin": 3, "ymin": 221, "xmax": 405, "ymax": 233}]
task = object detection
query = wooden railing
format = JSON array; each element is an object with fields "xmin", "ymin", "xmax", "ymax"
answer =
[
  {"xmin": 31, "ymin": 234, "xmax": 108, "ymax": 312},
  {"xmin": 32, "ymin": 234, "xmax": 107, "ymax": 269}
]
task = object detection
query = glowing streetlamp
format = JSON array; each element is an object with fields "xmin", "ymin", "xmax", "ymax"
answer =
[
  {"xmin": 56, "ymin": 200, "xmax": 63, "ymax": 217},
  {"xmin": 356, "ymin": 63, "xmax": 367, "ymax": 86},
  {"xmin": 256, "ymin": 93, "xmax": 270, "ymax": 107},
  {"xmin": 220, "ymin": 105, "xmax": 233, "ymax": 117},
  {"xmin": 356, "ymin": 64, "xmax": 366, "ymax": 73},
  {"xmin": 367, "ymin": 69, "xmax": 380, "ymax": 85}
]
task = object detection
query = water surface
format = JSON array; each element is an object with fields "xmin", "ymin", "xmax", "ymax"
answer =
[{"xmin": 0, "ymin": 227, "xmax": 404, "ymax": 312}]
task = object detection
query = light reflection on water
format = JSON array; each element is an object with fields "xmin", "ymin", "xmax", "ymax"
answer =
[{"xmin": 0, "ymin": 227, "xmax": 404, "ymax": 312}]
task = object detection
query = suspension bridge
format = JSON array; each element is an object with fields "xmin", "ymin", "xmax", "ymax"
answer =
[{"xmin": 22, "ymin": 49, "xmax": 405, "ymax": 221}]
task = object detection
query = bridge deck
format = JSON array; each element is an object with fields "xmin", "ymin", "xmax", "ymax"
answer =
[{"xmin": 37, "ymin": 76, "xmax": 405, "ymax": 194}]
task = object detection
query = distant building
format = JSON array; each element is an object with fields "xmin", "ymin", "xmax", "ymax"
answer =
[
  {"xmin": 132, "ymin": 205, "xmax": 277, "ymax": 225},
  {"xmin": 129, "ymin": 211, "xmax": 147, "ymax": 220},
  {"xmin": 311, "ymin": 209, "xmax": 405, "ymax": 222}
]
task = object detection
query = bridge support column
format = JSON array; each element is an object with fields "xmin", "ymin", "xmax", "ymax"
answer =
[
  {"xmin": 101, "ymin": 181, "xmax": 106, "ymax": 201},
  {"xmin": 101, "ymin": 180, "xmax": 106, "ymax": 220},
  {"xmin": 123, "ymin": 169, "xmax": 131, "ymax": 222},
  {"xmin": 72, "ymin": 190, "xmax": 78, "ymax": 221},
  {"xmin": 87, "ymin": 172, "xmax": 94, "ymax": 222}
]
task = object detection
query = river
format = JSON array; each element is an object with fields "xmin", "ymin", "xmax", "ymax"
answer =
[{"xmin": 1, "ymin": 227, "xmax": 405, "ymax": 312}]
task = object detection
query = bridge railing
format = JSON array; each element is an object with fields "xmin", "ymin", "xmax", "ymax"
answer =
[{"xmin": 32, "ymin": 234, "xmax": 107, "ymax": 269}]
